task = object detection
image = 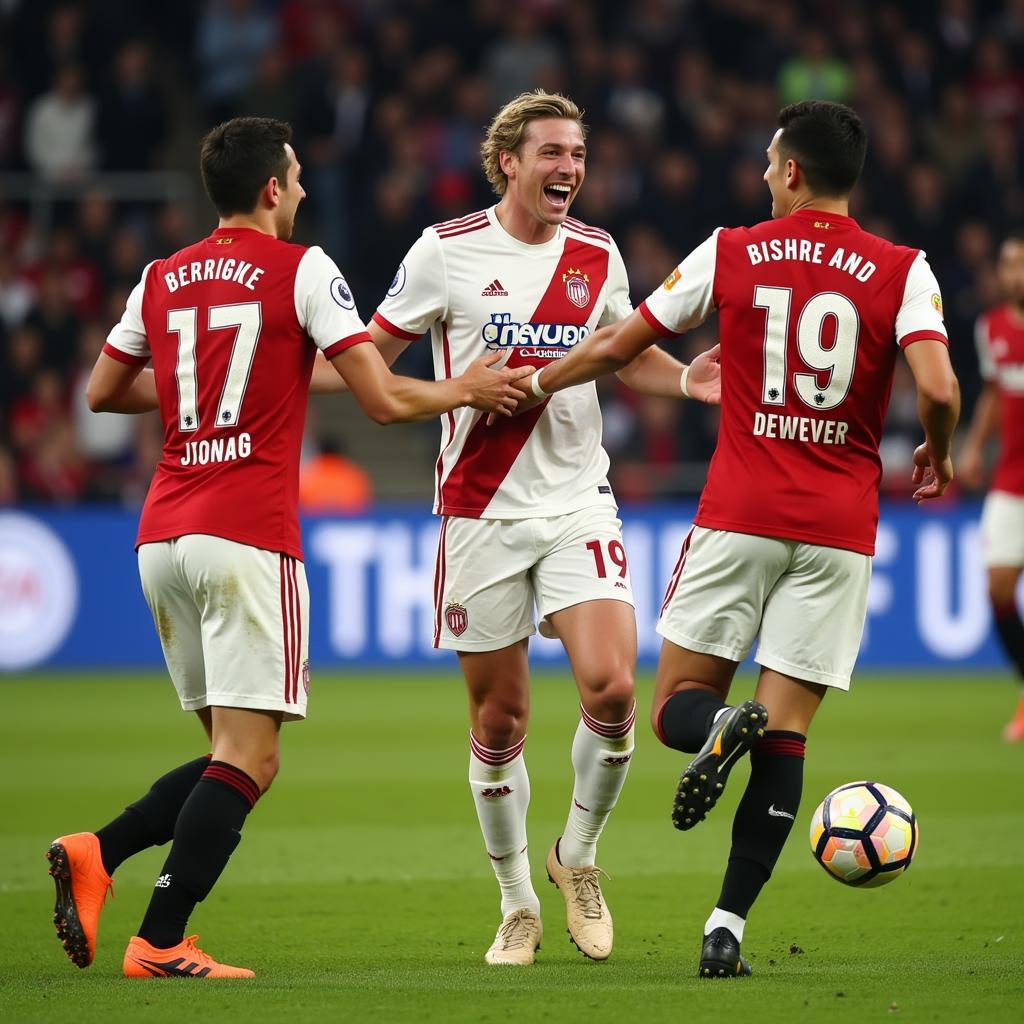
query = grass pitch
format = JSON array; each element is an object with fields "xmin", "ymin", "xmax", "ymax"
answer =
[{"xmin": 2, "ymin": 670, "xmax": 1022, "ymax": 1022}]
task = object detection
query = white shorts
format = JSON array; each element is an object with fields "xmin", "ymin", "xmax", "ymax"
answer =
[
  {"xmin": 138, "ymin": 535, "xmax": 309, "ymax": 720},
  {"xmin": 433, "ymin": 505, "xmax": 634, "ymax": 652},
  {"xmin": 980, "ymin": 491, "xmax": 1024, "ymax": 567},
  {"xmin": 656, "ymin": 526, "xmax": 871, "ymax": 690}
]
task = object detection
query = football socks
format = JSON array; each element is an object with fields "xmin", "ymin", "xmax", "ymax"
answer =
[
  {"xmin": 136, "ymin": 760, "xmax": 259, "ymax": 950},
  {"xmin": 704, "ymin": 907, "xmax": 746, "ymax": 943},
  {"xmin": 716, "ymin": 731, "xmax": 805, "ymax": 918},
  {"xmin": 655, "ymin": 688, "xmax": 728, "ymax": 753},
  {"xmin": 558, "ymin": 703, "xmax": 635, "ymax": 867},
  {"xmin": 96, "ymin": 754, "xmax": 212, "ymax": 876},
  {"xmin": 468, "ymin": 733, "xmax": 540, "ymax": 916},
  {"xmin": 992, "ymin": 600, "xmax": 1024, "ymax": 679}
]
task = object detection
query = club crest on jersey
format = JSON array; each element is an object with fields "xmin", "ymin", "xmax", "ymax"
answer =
[
  {"xmin": 387, "ymin": 262, "xmax": 407, "ymax": 297},
  {"xmin": 445, "ymin": 601, "xmax": 468, "ymax": 637},
  {"xmin": 330, "ymin": 276, "xmax": 355, "ymax": 310},
  {"xmin": 481, "ymin": 313, "xmax": 589, "ymax": 359},
  {"xmin": 562, "ymin": 267, "xmax": 590, "ymax": 308}
]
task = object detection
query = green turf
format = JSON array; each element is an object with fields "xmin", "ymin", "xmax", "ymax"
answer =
[{"xmin": 2, "ymin": 670, "xmax": 1022, "ymax": 1022}]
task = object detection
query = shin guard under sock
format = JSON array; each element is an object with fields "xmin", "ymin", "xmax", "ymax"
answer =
[
  {"xmin": 716, "ymin": 731, "xmax": 805, "ymax": 919},
  {"xmin": 136, "ymin": 761, "xmax": 259, "ymax": 948}
]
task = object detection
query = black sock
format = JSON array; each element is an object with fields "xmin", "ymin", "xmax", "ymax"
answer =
[
  {"xmin": 95, "ymin": 755, "xmax": 211, "ymax": 876},
  {"xmin": 993, "ymin": 601, "xmax": 1024, "ymax": 679},
  {"xmin": 717, "ymin": 731, "xmax": 806, "ymax": 920},
  {"xmin": 136, "ymin": 761, "xmax": 260, "ymax": 949},
  {"xmin": 655, "ymin": 689, "xmax": 727, "ymax": 753}
]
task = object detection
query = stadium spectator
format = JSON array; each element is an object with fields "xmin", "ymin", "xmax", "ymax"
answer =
[
  {"xmin": 0, "ymin": 252, "xmax": 34, "ymax": 331},
  {"xmin": 24, "ymin": 63, "xmax": 97, "ymax": 181},
  {"xmin": 777, "ymin": 30, "xmax": 852, "ymax": 106},
  {"xmin": 24, "ymin": 270, "xmax": 81, "ymax": 373},
  {"xmin": 481, "ymin": 11, "xmax": 562, "ymax": 105},
  {"xmin": 97, "ymin": 41, "xmax": 168, "ymax": 171},
  {"xmin": 196, "ymin": 0, "xmax": 278, "ymax": 122}
]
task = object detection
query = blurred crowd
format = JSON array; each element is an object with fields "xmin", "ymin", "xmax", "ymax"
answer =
[{"xmin": 1, "ymin": 0, "xmax": 1023, "ymax": 505}]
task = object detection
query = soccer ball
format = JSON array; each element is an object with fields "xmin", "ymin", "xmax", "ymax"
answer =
[{"xmin": 809, "ymin": 781, "xmax": 919, "ymax": 888}]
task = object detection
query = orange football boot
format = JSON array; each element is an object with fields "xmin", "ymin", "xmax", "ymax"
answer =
[
  {"xmin": 1003, "ymin": 696, "xmax": 1024, "ymax": 742},
  {"xmin": 123, "ymin": 935, "xmax": 255, "ymax": 978},
  {"xmin": 46, "ymin": 832, "xmax": 114, "ymax": 968}
]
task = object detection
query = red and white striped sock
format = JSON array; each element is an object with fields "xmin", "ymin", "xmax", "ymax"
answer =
[
  {"xmin": 468, "ymin": 732, "xmax": 539, "ymax": 916},
  {"xmin": 559, "ymin": 703, "xmax": 636, "ymax": 867}
]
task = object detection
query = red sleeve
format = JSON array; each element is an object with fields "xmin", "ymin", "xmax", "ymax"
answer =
[
  {"xmin": 898, "ymin": 330, "xmax": 948, "ymax": 349},
  {"xmin": 638, "ymin": 300, "xmax": 684, "ymax": 338},
  {"xmin": 372, "ymin": 311, "xmax": 422, "ymax": 341},
  {"xmin": 323, "ymin": 332, "xmax": 373, "ymax": 360},
  {"xmin": 102, "ymin": 342, "xmax": 150, "ymax": 366}
]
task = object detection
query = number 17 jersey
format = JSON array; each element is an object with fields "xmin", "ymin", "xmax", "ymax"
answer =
[
  {"xmin": 641, "ymin": 210, "xmax": 948, "ymax": 555},
  {"xmin": 104, "ymin": 227, "xmax": 371, "ymax": 559}
]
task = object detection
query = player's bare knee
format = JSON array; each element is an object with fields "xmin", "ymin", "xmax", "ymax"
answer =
[
  {"xmin": 581, "ymin": 671, "xmax": 635, "ymax": 723},
  {"xmin": 475, "ymin": 698, "xmax": 528, "ymax": 750}
]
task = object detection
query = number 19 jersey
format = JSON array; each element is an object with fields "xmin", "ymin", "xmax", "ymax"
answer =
[
  {"xmin": 373, "ymin": 206, "xmax": 632, "ymax": 519},
  {"xmin": 104, "ymin": 227, "xmax": 371, "ymax": 559},
  {"xmin": 641, "ymin": 210, "xmax": 948, "ymax": 555}
]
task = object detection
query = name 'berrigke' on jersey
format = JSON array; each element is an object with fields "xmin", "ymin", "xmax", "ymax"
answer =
[{"xmin": 104, "ymin": 227, "xmax": 371, "ymax": 559}]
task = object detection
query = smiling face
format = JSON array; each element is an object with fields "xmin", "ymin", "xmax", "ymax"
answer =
[{"xmin": 501, "ymin": 118, "xmax": 586, "ymax": 230}]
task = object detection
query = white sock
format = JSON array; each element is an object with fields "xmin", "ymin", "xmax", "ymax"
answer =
[
  {"xmin": 558, "ymin": 703, "xmax": 636, "ymax": 868},
  {"xmin": 705, "ymin": 907, "xmax": 745, "ymax": 942},
  {"xmin": 468, "ymin": 733, "xmax": 539, "ymax": 916}
]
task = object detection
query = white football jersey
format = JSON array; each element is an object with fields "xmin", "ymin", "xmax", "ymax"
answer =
[{"xmin": 374, "ymin": 206, "xmax": 632, "ymax": 519}]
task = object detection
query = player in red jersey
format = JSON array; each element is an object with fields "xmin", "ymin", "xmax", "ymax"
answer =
[
  {"xmin": 45, "ymin": 117, "xmax": 528, "ymax": 978},
  {"xmin": 523, "ymin": 101, "xmax": 960, "ymax": 976},
  {"xmin": 961, "ymin": 235, "xmax": 1024, "ymax": 741}
]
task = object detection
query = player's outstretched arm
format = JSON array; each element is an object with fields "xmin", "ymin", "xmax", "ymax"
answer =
[
  {"xmin": 330, "ymin": 342, "xmax": 530, "ymax": 424},
  {"xmin": 309, "ymin": 322, "xmax": 415, "ymax": 395},
  {"xmin": 86, "ymin": 354, "xmax": 158, "ymax": 414},
  {"xmin": 959, "ymin": 382, "xmax": 998, "ymax": 489},
  {"xmin": 904, "ymin": 338, "xmax": 961, "ymax": 502},
  {"xmin": 614, "ymin": 341, "xmax": 721, "ymax": 404},
  {"xmin": 534, "ymin": 308, "xmax": 659, "ymax": 397}
]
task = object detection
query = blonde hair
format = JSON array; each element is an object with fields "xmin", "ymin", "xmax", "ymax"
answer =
[{"xmin": 481, "ymin": 90, "xmax": 586, "ymax": 197}]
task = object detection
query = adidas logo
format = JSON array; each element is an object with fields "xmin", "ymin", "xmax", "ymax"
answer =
[
  {"xmin": 481, "ymin": 279, "xmax": 508, "ymax": 296},
  {"xmin": 154, "ymin": 873, "xmax": 172, "ymax": 888}
]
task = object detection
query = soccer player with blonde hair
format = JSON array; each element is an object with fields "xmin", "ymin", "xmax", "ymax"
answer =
[{"xmin": 359, "ymin": 91, "xmax": 721, "ymax": 964}]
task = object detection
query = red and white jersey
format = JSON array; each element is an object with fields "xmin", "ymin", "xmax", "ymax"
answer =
[
  {"xmin": 104, "ymin": 227, "xmax": 371, "ymax": 559},
  {"xmin": 373, "ymin": 206, "xmax": 632, "ymax": 518},
  {"xmin": 976, "ymin": 303, "xmax": 1024, "ymax": 496},
  {"xmin": 641, "ymin": 209, "xmax": 948, "ymax": 555}
]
